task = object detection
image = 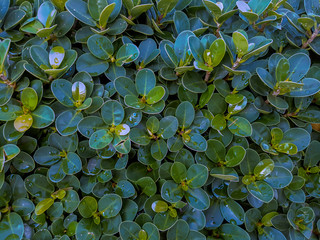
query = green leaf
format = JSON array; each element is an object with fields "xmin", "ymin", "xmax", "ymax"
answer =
[
  {"xmin": 209, "ymin": 38, "xmax": 226, "ymax": 67},
  {"xmin": 247, "ymin": 181, "xmax": 274, "ymax": 203},
  {"xmin": 225, "ymin": 146, "xmax": 246, "ymax": 167},
  {"xmin": 0, "ymin": 213, "xmax": 24, "ymax": 240},
  {"xmin": 157, "ymin": 0, "xmax": 179, "ymax": 17},
  {"xmin": 72, "ymin": 81, "xmax": 86, "ymax": 103},
  {"xmin": 210, "ymin": 167, "xmax": 239, "ymax": 181},
  {"xmin": 232, "ymin": 30, "xmax": 248, "ymax": 57},
  {"xmin": 65, "ymin": 0, "xmax": 96, "ymax": 26},
  {"xmin": 171, "ymin": 162, "xmax": 187, "ymax": 183},
  {"xmin": 175, "ymin": 101, "xmax": 195, "ymax": 128},
  {"xmin": 186, "ymin": 164, "xmax": 208, "ymax": 188},
  {"xmin": 220, "ymin": 198, "xmax": 245, "ymax": 225},
  {"xmin": 281, "ymin": 128, "xmax": 310, "ymax": 151},
  {"xmin": 25, "ymin": 174, "xmax": 54, "ymax": 198},
  {"xmin": 98, "ymin": 194, "xmax": 122, "ymax": 218},
  {"xmin": 89, "ymin": 129, "xmax": 113, "ymax": 149},
  {"xmin": 114, "ymin": 76, "xmax": 138, "ymax": 97},
  {"xmin": 35, "ymin": 198, "xmax": 54, "ymax": 215},
  {"xmin": 87, "ymin": 34, "xmax": 113, "ymax": 60},
  {"xmin": 265, "ymin": 166, "xmax": 293, "ymax": 189},
  {"xmin": 136, "ymin": 177, "xmax": 157, "ymax": 196},
  {"xmin": 275, "ymin": 58, "xmax": 289, "ymax": 82},
  {"xmin": 151, "ymin": 139, "xmax": 168, "ymax": 161},
  {"xmin": 37, "ymin": 1, "xmax": 57, "ymax": 28},
  {"xmin": 182, "ymin": 71, "xmax": 207, "ymax": 93},
  {"xmin": 101, "ymin": 100, "xmax": 124, "ymax": 125},
  {"xmin": 51, "ymin": 79, "xmax": 74, "ymax": 107},
  {"xmin": 13, "ymin": 114, "xmax": 33, "ymax": 132},
  {"xmin": 161, "ymin": 180, "xmax": 184, "ymax": 203},
  {"xmin": 220, "ymin": 224, "xmax": 250, "ymax": 240},
  {"xmin": 183, "ymin": 132, "xmax": 207, "ymax": 152},
  {"xmin": 158, "ymin": 116, "xmax": 178, "ymax": 139},
  {"xmin": 135, "ymin": 68, "xmax": 156, "ymax": 96},
  {"xmin": 76, "ymin": 53, "xmax": 109, "ymax": 77},
  {"xmin": 227, "ymin": 116, "xmax": 252, "ymax": 137},
  {"xmin": 119, "ymin": 221, "xmax": 140, "ymax": 240},
  {"xmin": 78, "ymin": 196, "xmax": 97, "ymax": 218},
  {"xmin": 21, "ymin": 87, "xmax": 38, "ymax": 111},
  {"xmin": 288, "ymin": 53, "xmax": 310, "ymax": 82},
  {"xmin": 75, "ymin": 218, "xmax": 101, "ymax": 239},
  {"xmin": 99, "ymin": 3, "xmax": 116, "ymax": 29},
  {"xmin": 205, "ymin": 139, "xmax": 226, "ymax": 163},
  {"xmin": 254, "ymin": 159, "xmax": 274, "ymax": 178},
  {"xmin": 62, "ymin": 152, "xmax": 82, "ymax": 174},
  {"xmin": 51, "ymin": 0, "xmax": 68, "ymax": 11},
  {"xmin": 185, "ymin": 188, "xmax": 209, "ymax": 210},
  {"xmin": 248, "ymin": 0, "xmax": 272, "ymax": 15},
  {"xmin": 146, "ymin": 86, "xmax": 165, "ymax": 104},
  {"xmin": 49, "ymin": 46, "xmax": 65, "ymax": 69},
  {"xmin": 55, "ymin": 109, "xmax": 83, "ymax": 136},
  {"xmin": 167, "ymin": 220, "xmax": 189, "ymax": 240},
  {"xmin": 116, "ymin": 43, "xmax": 140, "ymax": 66},
  {"xmin": 131, "ymin": 4, "xmax": 154, "ymax": 19}
]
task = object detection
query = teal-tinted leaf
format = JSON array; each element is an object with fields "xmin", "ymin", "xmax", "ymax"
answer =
[
  {"xmin": 225, "ymin": 146, "xmax": 246, "ymax": 167},
  {"xmin": 89, "ymin": 129, "xmax": 113, "ymax": 150},
  {"xmin": 288, "ymin": 53, "xmax": 310, "ymax": 82},
  {"xmin": 167, "ymin": 220, "xmax": 189, "ymax": 240},
  {"xmin": 161, "ymin": 180, "xmax": 184, "ymax": 203},
  {"xmin": 30, "ymin": 45, "xmax": 50, "ymax": 69},
  {"xmin": 205, "ymin": 139, "xmax": 225, "ymax": 163},
  {"xmin": 87, "ymin": 34, "xmax": 113, "ymax": 60},
  {"xmin": 281, "ymin": 128, "xmax": 310, "ymax": 151},
  {"xmin": 31, "ymin": 105, "xmax": 55, "ymax": 129},
  {"xmin": 158, "ymin": 116, "xmax": 178, "ymax": 139},
  {"xmin": 78, "ymin": 196, "xmax": 97, "ymax": 218},
  {"xmin": 158, "ymin": 0, "xmax": 179, "ymax": 16},
  {"xmin": 175, "ymin": 101, "xmax": 195, "ymax": 128},
  {"xmin": 101, "ymin": 100, "xmax": 124, "ymax": 125},
  {"xmin": 264, "ymin": 166, "xmax": 293, "ymax": 189},
  {"xmin": 220, "ymin": 224, "xmax": 250, "ymax": 240},
  {"xmin": 227, "ymin": 116, "xmax": 252, "ymax": 137},
  {"xmin": 0, "ymin": 213, "xmax": 24, "ymax": 240},
  {"xmin": 75, "ymin": 218, "xmax": 101, "ymax": 240},
  {"xmin": 187, "ymin": 164, "xmax": 208, "ymax": 188},
  {"xmin": 182, "ymin": 71, "xmax": 207, "ymax": 93},
  {"xmin": 116, "ymin": 43, "xmax": 139, "ymax": 66},
  {"xmin": 51, "ymin": 79, "xmax": 74, "ymax": 107},
  {"xmin": 135, "ymin": 68, "xmax": 156, "ymax": 96},
  {"xmin": 183, "ymin": 132, "xmax": 207, "ymax": 152},
  {"xmin": 151, "ymin": 139, "xmax": 168, "ymax": 161},
  {"xmin": 65, "ymin": 0, "xmax": 96, "ymax": 26},
  {"xmin": 62, "ymin": 152, "xmax": 82, "ymax": 174},
  {"xmin": 76, "ymin": 53, "xmax": 109, "ymax": 77},
  {"xmin": 220, "ymin": 198, "xmax": 244, "ymax": 225},
  {"xmin": 37, "ymin": 1, "xmax": 57, "ymax": 27},
  {"xmin": 98, "ymin": 194, "xmax": 122, "ymax": 218},
  {"xmin": 247, "ymin": 181, "xmax": 274, "ymax": 203},
  {"xmin": 185, "ymin": 188, "xmax": 209, "ymax": 210},
  {"xmin": 171, "ymin": 162, "xmax": 187, "ymax": 183},
  {"xmin": 56, "ymin": 110, "xmax": 83, "ymax": 136},
  {"xmin": 248, "ymin": 0, "xmax": 272, "ymax": 15}
]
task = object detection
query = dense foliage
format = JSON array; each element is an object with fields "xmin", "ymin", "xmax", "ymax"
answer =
[{"xmin": 1, "ymin": 0, "xmax": 320, "ymax": 239}]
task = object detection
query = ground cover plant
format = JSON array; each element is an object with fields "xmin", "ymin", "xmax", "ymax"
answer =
[{"xmin": 1, "ymin": 0, "xmax": 320, "ymax": 239}]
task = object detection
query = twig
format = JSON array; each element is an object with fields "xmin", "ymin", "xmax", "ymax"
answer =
[{"xmin": 302, "ymin": 25, "xmax": 320, "ymax": 49}]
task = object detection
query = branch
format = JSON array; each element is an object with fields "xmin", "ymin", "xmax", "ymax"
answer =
[{"xmin": 302, "ymin": 25, "xmax": 320, "ymax": 49}]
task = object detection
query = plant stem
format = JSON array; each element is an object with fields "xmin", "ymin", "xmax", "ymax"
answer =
[
  {"xmin": 204, "ymin": 71, "xmax": 211, "ymax": 82},
  {"xmin": 302, "ymin": 25, "xmax": 320, "ymax": 49},
  {"xmin": 232, "ymin": 58, "xmax": 241, "ymax": 70}
]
